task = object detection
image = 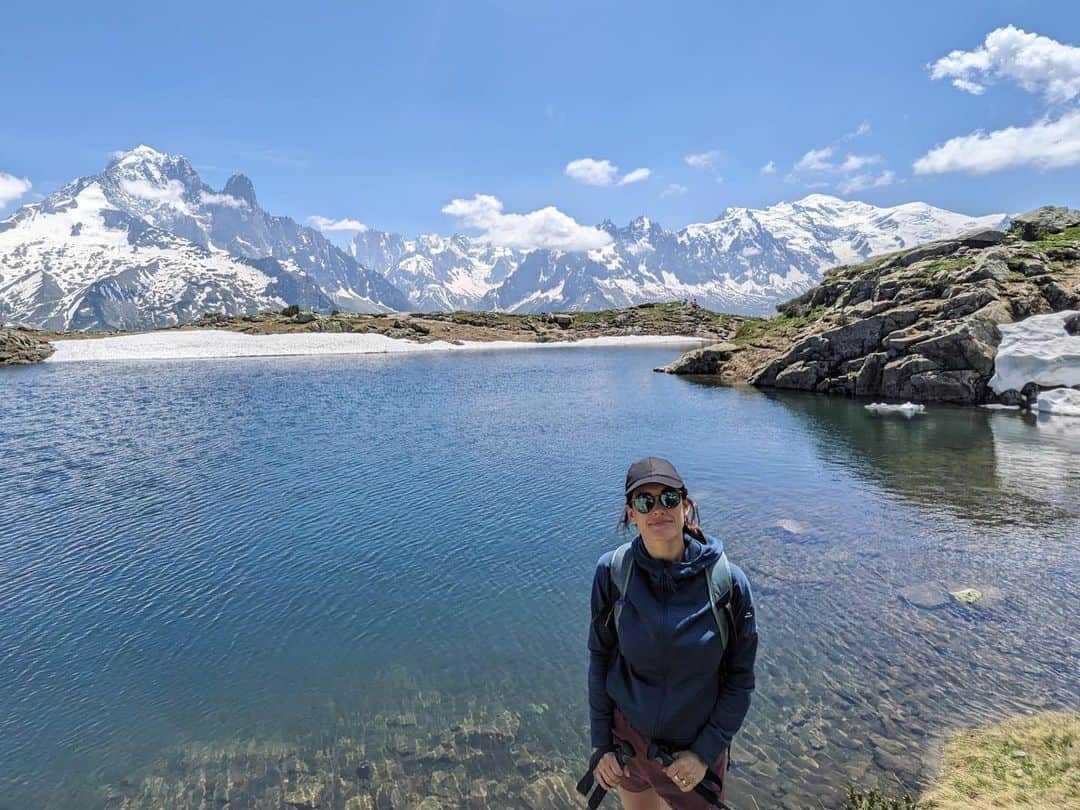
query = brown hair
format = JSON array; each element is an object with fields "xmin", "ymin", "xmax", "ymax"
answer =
[{"xmin": 618, "ymin": 487, "xmax": 706, "ymax": 541}]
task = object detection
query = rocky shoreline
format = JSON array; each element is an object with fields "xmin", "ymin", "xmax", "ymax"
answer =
[
  {"xmin": 658, "ymin": 206, "xmax": 1080, "ymax": 407},
  {"xmin": 0, "ymin": 302, "xmax": 737, "ymax": 367}
]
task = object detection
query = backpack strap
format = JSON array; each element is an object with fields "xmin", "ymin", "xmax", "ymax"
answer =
[
  {"xmin": 609, "ymin": 542, "xmax": 634, "ymax": 635},
  {"xmin": 704, "ymin": 550, "xmax": 735, "ymax": 653}
]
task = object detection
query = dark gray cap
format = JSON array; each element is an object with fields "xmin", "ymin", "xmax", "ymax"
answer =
[{"xmin": 624, "ymin": 456, "xmax": 685, "ymax": 496}]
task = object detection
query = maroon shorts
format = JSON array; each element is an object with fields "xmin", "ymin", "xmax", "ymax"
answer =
[{"xmin": 612, "ymin": 706, "xmax": 728, "ymax": 809}]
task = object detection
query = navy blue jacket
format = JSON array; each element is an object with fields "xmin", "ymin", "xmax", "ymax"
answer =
[{"xmin": 588, "ymin": 531, "xmax": 757, "ymax": 765}]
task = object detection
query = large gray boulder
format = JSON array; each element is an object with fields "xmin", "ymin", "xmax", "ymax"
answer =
[
  {"xmin": 0, "ymin": 329, "xmax": 55, "ymax": 366},
  {"xmin": 1009, "ymin": 206, "xmax": 1080, "ymax": 241},
  {"xmin": 655, "ymin": 341, "xmax": 741, "ymax": 374}
]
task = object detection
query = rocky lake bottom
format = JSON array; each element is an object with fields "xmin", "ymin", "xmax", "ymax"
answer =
[{"xmin": 1, "ymin": 345, "xmax": 1077, "ymax": 809}]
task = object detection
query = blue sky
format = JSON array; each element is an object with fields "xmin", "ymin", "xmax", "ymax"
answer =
[{"xmin": 2, "ymin": 0, "xmax": 1080, "ymax": 244}]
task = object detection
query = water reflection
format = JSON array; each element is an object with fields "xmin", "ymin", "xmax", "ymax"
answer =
[{"xmin": 749, "ymin": 388, "xmax": 1080, "ymax": 526}]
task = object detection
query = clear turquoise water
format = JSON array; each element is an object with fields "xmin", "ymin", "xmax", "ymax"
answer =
[{"xmin": 1, "ymin": 345, "xmax": 1077, "ymax": 809}]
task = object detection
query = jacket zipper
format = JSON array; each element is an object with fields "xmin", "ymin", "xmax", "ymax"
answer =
[{"xmin": 651, "ymin": 564, "xmax": 671, "ymax": 739}]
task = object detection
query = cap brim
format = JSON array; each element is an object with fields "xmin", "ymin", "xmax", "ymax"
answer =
[{"xmin": 625, "ymin": 474, "xmax": 684, "ymax": 495}]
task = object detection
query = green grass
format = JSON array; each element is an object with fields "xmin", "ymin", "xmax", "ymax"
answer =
[
  {"xmin": 824, "ymin": 251, "xmax": 904, "ymax": 279},
  {"xmin": 731, "ymin": 306, "xmax": 827, "ymax": 346},
  {"xmin": 1026, "ymin": 224, "xmax": 1080, "ymax": 252},
  {"xmin": 920, "ymin": 256, "xmax": 973, "ymax": 278}
]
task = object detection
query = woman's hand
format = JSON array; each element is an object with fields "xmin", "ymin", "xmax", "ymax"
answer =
[
  {"xmin": 662, "ymin": 750, "xmax": 706, "ymax": 791},
  {"xmin": 593, "ymin": 750, "xmax": 628, "ymax": 790}
]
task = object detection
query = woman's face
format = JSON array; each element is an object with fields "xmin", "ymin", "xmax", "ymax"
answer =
[{"xmin": 625, "ymin": 482, "xmax": 689, "ymax": 545}]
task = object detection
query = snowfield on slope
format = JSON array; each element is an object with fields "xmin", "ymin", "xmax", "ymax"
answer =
[{"xmin": 45, "ymin": 330, "xmax": 706, "ymax": 363}]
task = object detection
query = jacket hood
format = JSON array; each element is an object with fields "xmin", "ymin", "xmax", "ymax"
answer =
[{"xmin": 630, "ymin": 531, "xmax": 723, "ymax": 585}]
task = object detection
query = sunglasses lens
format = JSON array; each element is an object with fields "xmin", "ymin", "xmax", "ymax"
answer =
[
  {"xmin": 659, "ymin": 489, "xmax": 683, "ymax": 509},
  {"xmin": 631, "ymin": 494, "xmax": 655, "ymax": 514}
]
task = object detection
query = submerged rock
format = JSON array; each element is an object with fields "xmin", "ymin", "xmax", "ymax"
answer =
[{"xmin": 950, "ymin": 588, "xmax": 983, "ymax": 605}]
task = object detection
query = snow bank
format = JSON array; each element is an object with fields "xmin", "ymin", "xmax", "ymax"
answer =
[
  {"xmin": 989, "ymin": 310, "xmax": 1080, "ymax": 393},
  {"xmin": 44, "ymin": 329, "xmax": 706, "ymax": 363},
  {"xmin": 981, "ymin": 403, "xmax": 1020, "ymax": 410},
  {"xmin": 865, "ymin": 402, "xmax": 925, "ymax": 416},
  {"xmin": 1037, "ymin": 387, "xmax": 1080, "ymax": 417}
]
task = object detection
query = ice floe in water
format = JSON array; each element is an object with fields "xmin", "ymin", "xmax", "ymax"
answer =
[
  {"xmin": 865, "ymin": 402, "xmax": 925, "ymax": 416},
  {"xmin": 989, "ymin": 310, "xmax": 1080, "ymax": 393},
  {"xmin": 1037, "ymin": 387, "xmax": 1080, "ymax": 417},
  {"xmin": 44, "ymin": 329, "xmax": 705, "ymax": 363}
]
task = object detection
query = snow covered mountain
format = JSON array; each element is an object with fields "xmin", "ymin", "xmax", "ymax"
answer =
[
  {"xmin": 355, "ymin": 195, "xmax": 1008, "ymax": 315},
  {"xmin": 0, "ymin": 146, "xmax": 1009, "ymax": 330},
  {"xmin": 0, "ymin": 146, "xmax": 406, "ymax": 329}
]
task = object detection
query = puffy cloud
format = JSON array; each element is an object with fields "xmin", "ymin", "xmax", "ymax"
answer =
[
  {"xmin": 617, "ymin": 168, "xmax": 652, "ymax": 186},
  {"xmin": 565, "ymin": 158, "xmax": 619, "ymax": 186},
  {"xmin": 661, "ymin": 183, "xmax": 688, "ymax": 197},
  {"xmin": 929, "ymin": 25, "xmax": 1080, "ymax": 103},
  {"xmin": 565, "ymin": 158, "xmax": 651, "ymax": 187},
  {"xmin": 307, "ymin": 215, "xmax": 368, "ymax": 232},
  {"xmin": 760, "ymin": 161, "xmax": 777, "ymax": 175},
  {"xmin": 914, "ymin": 109, "xmax": 1080, "ymax": 174},
  {"xmin": 838, "ymin": 170, "xmax": 895, "ymax": 193},
  {"xmin": 120, "ymin": 178, "xmax": 189, "ymax": 211},
  {"xmin": 684, "ymin": 150, "xmax": 720, "ymax": 170},
  {"xmin": 0, "ymin": 172, "xmax": 32, "ymax": 208},
  {"xmin": 916, "ymin": 27, "xmax": 1080, "ymax": 175},
  {"xmin": 200, "ymin": 191, "xmax": 247, "ymax": 208},
  {"xmin": 442, "ymin": 193, "xmax": 612, "ymax": 252}
]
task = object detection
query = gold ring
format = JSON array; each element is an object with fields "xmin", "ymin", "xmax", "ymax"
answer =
[{"xmin": 677, "ymin": 775, "xmax": 687, "ymax": 785}]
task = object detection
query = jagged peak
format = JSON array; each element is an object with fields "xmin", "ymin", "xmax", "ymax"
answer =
[{"xmin": 223, "ymin": 174, "xmax": 258, "ymax": 207}]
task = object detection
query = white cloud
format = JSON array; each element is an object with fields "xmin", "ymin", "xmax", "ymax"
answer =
[
  {"xmin": 842, "ymin": 121, "xmax": 871, "ymax": 140},
  {"xmin": 617, "ymin": 168, "xmax": 652, "ymax": 186},
  {"xmin": 442, "ymin": 193, "xmax": 612, "ymax": 252},
  {"xmin": 200, "ymin": 191, "xmax": 247, "ymax": 208},
  {"xmin": 791, "ymin": 144, "xmax": 890, "ymax": 195},
  {"xmin": 0, "ymin": 172, "xmax": 32, "ymax": 208},
  {"xmin": 565, "ymin": 158, "xmax": 619, "ymax": 186},
  {"xmin": 565, "ymin": 157, "xmax": 652, "ymax": 187},
  {"xmin": 307, "ymin": 215, "xmax": 369, "ymax": 232},
  {"xmin": 839, "ymin": 153, "xmax": 882, "ymax": 172},
  {"xmin": 684, "ymin": 150, "xmax": 720, "ymax": 170},
  {"xmin": 838, "ymin": 170, "xmax": 895, "ymax": 193},
  {"xmin": 914, "ymin": 109, "xmax": 1080, "ymax": 174},
  {"xmin": 120, "ymin": 178, "xmax": 189, "ymax": 211},
  {"xmin": 916, "ymin": 27, "xmax": 1080, "ymax": 175},
  {"xmin": 661, "ymin": 183, "xmax": 688, "ymax": 197},
  {"xmin": 795, "ymin": 147, "xmax": 835, "ymax": 172},
  {"xmin": 760, "ymin": 161, "xmax": 777, "ymax": 175},
  {"xmin": 929, "ymin": 25, "xmax": 1080, "ymax": 103},
  {"xmin": 715, "ymin": 175, "xmax": 725, "ymax": 184}
]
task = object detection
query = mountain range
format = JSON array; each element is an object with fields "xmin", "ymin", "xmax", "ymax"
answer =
[{"xmin": 0, "ymin": 146, "xmax": 1007, "ymax": 330}]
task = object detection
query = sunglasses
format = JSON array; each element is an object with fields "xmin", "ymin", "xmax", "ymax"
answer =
[{"xmin": 628, "ymin": 488, "xmax": 684, "ymax": 514}]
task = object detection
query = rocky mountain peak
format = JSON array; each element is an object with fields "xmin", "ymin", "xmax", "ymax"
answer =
[{"xmin": 223, "ymin": 174, "xmax": 258, "ymax": 207}]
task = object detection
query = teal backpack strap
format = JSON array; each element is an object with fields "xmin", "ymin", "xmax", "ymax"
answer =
[
  {"xmin": 609, "ymin": 542, "xmax": 634, "ymax": 635},
  {"xmin": 704, "ymin": 550, "xmax": 735, "ymax": 652}
]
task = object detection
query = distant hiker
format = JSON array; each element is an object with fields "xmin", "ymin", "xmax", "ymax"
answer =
[
  {"xmin": 691, "ymin": 298, "xmax": 700, "ymax": 310},
  {"xmin": 583, "ymin": 458, "xmax": 757, "ymax": 809}
]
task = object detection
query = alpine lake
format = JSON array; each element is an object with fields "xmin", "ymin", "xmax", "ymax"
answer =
[{"xmin": 1, "ymin": 342, "xmax": 1077, "ymax": 809}]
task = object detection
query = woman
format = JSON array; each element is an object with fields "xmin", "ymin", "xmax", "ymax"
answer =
[{"xmin": 586, "ymin": 457, "xmax": 758, "ymax": 809}]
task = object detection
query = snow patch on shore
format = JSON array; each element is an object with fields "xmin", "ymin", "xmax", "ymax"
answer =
[
  {"xmin": 45, "ymin": 329, "xmax": 706, "ymax": 363},
  {"xmin": 989, "ymin": 311, "xmax": 1080, "ymax": 393},
  {"xmin": 1037, "ymin": 387, "xmax": 1080, "ymax": 417}
]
